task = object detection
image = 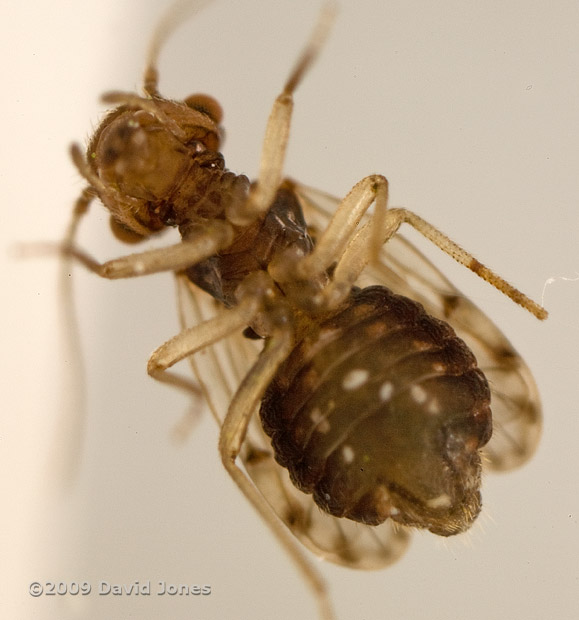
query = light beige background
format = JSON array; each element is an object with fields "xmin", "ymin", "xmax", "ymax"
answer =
[{"xmin": 3, "ymin": 1, "xmax": 578, "ymax": 619}]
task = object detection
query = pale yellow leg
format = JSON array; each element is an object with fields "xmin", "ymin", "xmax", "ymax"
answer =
[
  {"xmin": 218, "ymin": 328, "xmax": 335, "ymax": 620},
  {"xmin": 148, "ymin": 268, "xmax": 335, "ymax": 617},
  {"xmin": 146, "ymin": 293, "xmax": 261, "ymax": 396},
  {"xmin": 268, "ymin": 174, "xmax": 389, "ymax": 284},
  {"xmin": 62, "ymin": 224, "xmax": 233, "ymax": 279},
  {"xmin": 323, "ymin": 204, "xmax": 548, "ymax": 320},
  {"xmin": 227, "ymin": 5, "xmax": 336, "ymax": 226},
  {"xmin": 143, "ymin": 0, "xmax": 215, "ymax": 97}
]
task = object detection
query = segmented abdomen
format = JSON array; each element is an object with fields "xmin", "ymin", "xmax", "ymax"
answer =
[{"xmin": 260, "ymin": 286, "xmax": 492, "ymax": 536}]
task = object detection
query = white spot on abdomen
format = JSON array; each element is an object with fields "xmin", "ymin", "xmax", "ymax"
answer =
[
  {"xmin": 426, "ymin": 493, "xmax": 451, "ymax": 509},
  {"xmin": 310, "ymin": 407, "xmax": 330, "ymax": 433},
  {"xmin": 341, "ymin": 445, "xmax": 355, "ymax": 464},
  {"xmin": 427, "ymin": 398, "xmax": 440, "ymax": 415},
  {"xmin": 379, "ymin": 381, "xmax": 393, "ymax": 402},
  {"xmin": 342, "ymin": 368, "xmax": 369, "ymax": 391},
  {"xmin": 410, "ymin": 384, "xmax": 427, "ymax": 404}
]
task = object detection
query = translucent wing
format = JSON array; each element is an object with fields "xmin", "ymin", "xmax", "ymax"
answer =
[
  {"xmin": 176, "ymin": 273, "xmax": 411, "ymax": 570},
  {"xmin": 293, "ymin": 183, "xmax": 542, "ymax": 473}
]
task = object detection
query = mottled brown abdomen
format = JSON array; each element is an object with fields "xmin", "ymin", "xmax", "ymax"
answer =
[{"xmin": 260, "ymin": 286, "xmax": 492, "ymax": 536}]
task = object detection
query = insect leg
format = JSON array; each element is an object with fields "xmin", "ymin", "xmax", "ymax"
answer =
[
  {"xmin": 269, "ymin": 174, "xmax": 389, "ymax": 285},
  {"xmin": 327, "ymin": 205, "xmax": 548, "ymax": 319},
  {"xmin": 142, "ymin": 0, "xmax": 214, "ymax": 97},
  {"xmin": 62, "ymin": 223, "xmax": 233, "ymax": 279},
  {"xmin": 218, "ymin": 327, "xmax": 334, "ymax": 620},
  {"xmin": 227, "ymin": 5, "xmax": 336, "ymax": 226},
  {"xmin": 38, "ymin": 212, "xmax": 232, "ymax": 280},
  {"xmin": 146, "ymin": 290, "xmax": 262, "ymax": 396},
  {"xmin": 153, "ymin": 267, "xmax": 334, "ymax": 618}
]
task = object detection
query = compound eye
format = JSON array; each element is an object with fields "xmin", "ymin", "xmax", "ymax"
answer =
[{"xmin": 183, "ymin": 93, "xmax": 223, "ymax": 124}]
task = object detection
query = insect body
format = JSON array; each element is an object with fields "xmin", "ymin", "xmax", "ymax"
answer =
[{"xmin": 62, "ymin": 3, "xmax": 546, "ymax": 619}]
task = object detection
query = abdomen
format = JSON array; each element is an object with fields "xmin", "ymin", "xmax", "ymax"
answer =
[{"xmin": 260, "ymin": 286, "xmax": 492, "ymax": 536}]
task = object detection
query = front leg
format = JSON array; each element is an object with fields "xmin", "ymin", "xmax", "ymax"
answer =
[
  {"xmin": 226, "ymin": 5, "xmax": 336, "ymax": 227},
  {"xmin": 60, "ymin": 220, "xmax": 233, "ymax": 279}
]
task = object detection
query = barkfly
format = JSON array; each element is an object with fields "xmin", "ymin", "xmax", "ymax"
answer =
[{"xmin": 58, "ymin": 1, "xmax": 546, "ymax": 618}]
